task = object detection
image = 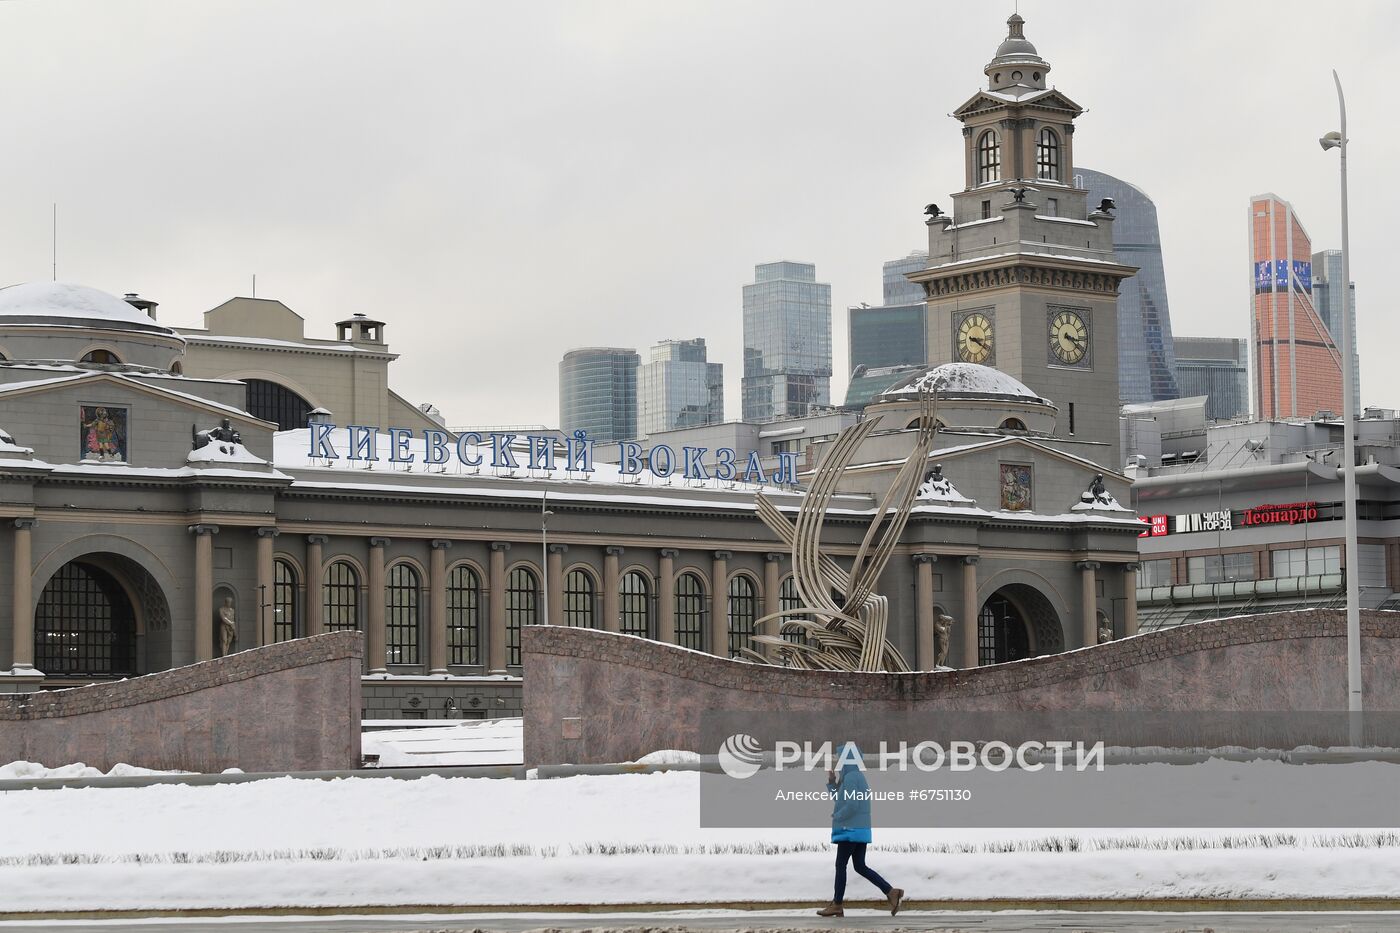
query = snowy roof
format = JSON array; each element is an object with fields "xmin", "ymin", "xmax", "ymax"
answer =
[
  {"xmin": 0, "ymin": 282, "xmax": 175, "ymax": 336},
  {"xmin": 877, "ymin": 363, "xmax": 1050, "ymax": 404}
]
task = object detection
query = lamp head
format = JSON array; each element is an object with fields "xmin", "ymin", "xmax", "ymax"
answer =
[{"xmin": 1320, "ymin": 131, "xmax": 1344, "ymax": 151}]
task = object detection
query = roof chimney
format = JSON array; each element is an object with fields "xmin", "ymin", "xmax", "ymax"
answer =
[{"xmin": 124, "ymin": 292, "xmax": 159, "ymax": 321}]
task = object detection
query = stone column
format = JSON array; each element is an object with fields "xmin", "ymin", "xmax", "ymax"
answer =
[
  {"xmin": 190, "ymin": 524, "xmax": 220, "ymax": 663},
  {"xmin": 305, "ymin": 535, "xmax": 326, "ymax": 636},
  {"xmin": 710, "ymin": 550, "xmax": 730, "ymax": 656},
  {"xmin": 488, "ymin": 542, "xmax": 510, "ymax": 673},
  {"xmin": 10, "ymin": 519, "xmax": 36, "ymax": 672},
  {"xmin": 602, "ymin": 546, "xmax": 623, "ymax": 633},
  {"xmin": 960, "ymin": 555, "xmax": 979, "ymax": 668},
  {"xmin": 1077, "ymin": 560, "xmax": 1100, "ymax": 648},
  {"xmin": 546, "ymin": 544, "xmax": 567, "ymax": 626},
  {"xmin": 1122, "ymin": 563, "xmax": 1139, "ymax": 638},
  {"xmin": 255, "ymin": 527, "xmax": 278, "ymax": 646},
  {"xmin": 429, "ymin": 540, "xmax": 451, "ymax": 673},
  {"xmin": 913, "ymin": 553, "xmax": 936, "ymax": 670},
  {"xmin": 657, "ymin": 549, "xmax": 678, "ymax": 643},
  {"xmin": 367, "ymin": 537, "xmax": 389, "ymax": 673}
]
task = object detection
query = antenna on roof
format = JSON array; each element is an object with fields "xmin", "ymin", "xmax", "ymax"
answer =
[
  {"xmin": 51, "ymin": 204, "xmax": 57, "ymax": 281},
  {"xmin": 252, "ymin": 274, "xmax": 256, "ymax": 298}
]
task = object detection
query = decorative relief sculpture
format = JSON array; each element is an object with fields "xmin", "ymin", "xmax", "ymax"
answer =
[{"xmin": 740, "ymin": 391, "xmax": 940, "ymax": 672}]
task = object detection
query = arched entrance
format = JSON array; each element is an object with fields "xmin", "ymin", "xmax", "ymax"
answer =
[
  {"xmin": 977, "ymin": 583, "xmax": 1064, "ymax": 665},
  {"xmin": 34, "ymin": 554, "xmax": 170, "ymax": 679}
]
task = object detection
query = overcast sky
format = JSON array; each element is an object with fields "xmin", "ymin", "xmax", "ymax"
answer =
[{"xmin": 0, "ymin": 0, "xmax": 1393, "ymax": 426}]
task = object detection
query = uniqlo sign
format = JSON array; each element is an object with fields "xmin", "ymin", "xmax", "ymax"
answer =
[{"xmin": 1138, "ymin": 514, "xmax": 1169, "ymax": 538}]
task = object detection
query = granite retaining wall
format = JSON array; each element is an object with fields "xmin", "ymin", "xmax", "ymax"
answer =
[
  {"xmin": 523, "ymin": 611, "xmax": 1400, "ymax": 765},
  {"xmin": 0, "ymin": 631, "xmax": 362, "ymax": 772}
]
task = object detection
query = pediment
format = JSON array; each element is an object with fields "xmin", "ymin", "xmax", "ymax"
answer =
[
  {"xmin": 953, "ymin": 88, "xmax": 1085, "ymax": 119},
  {"xmin": 0, "ymin": 371, "xmax": 270, "ymax": 429}
]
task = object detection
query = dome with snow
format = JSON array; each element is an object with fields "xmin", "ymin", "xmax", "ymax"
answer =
[
  {"xmin": 875, "ymin": 362, "xmax": 1049, "ymax": 405},
  {"xmin": 866, "ymin": 362, "xmax": 1058, "ymax": 437},
  {"xmin": 0, "ymin": 282, "xmax": 184, "ymax": 371},
  {"xmin": 0, "ymin": 282, "xmax": 174, "ymax": 336}
]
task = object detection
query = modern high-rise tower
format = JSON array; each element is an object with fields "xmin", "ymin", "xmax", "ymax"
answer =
[
  {"xmin": 1249, "ymin": 193, "xmax": 1344, "ymax": 420},
  {"xmin": 637, "ymin": 337, "xmax": 724, "ymax": 435},
  {"xmin": 907, "ymin": 13, "xmax": 1136, "ymax": 466},
  {"xmin": 1311, "ymin": 249, "xmax": 1360, "ymax": 416},
  {"xmin": 1173, "ymin": 336, "xmax": 1249, "ymax": 422},
  {"xmin": 1074, "ymin": 168, "xmax": 1180, "ymax": 404},
  {"xmin": 558, "ymin": 346, "xmax": 640, "ymax": 444},
  {"xmin": 741, "ymin": 261, "xmax": 832, "ymax": 422}
]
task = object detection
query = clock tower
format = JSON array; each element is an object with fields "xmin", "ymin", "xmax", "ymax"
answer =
[{"xmin": 907, "ymin": 13, "xmax": 1135, "ymax": 469}]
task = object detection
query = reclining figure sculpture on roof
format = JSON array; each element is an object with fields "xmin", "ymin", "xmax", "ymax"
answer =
[{"xmin": 740, "ymin": 390, "xmax": 939, "ymax": 673}]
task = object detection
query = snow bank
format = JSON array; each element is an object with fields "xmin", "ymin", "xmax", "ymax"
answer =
[
  {"xmin": 0, "ymin": 761, "xmax": 186, "ymax": 780},
  {"xmin": 361, "ymin": 717, "xmax": 523, "ymax": 767}
]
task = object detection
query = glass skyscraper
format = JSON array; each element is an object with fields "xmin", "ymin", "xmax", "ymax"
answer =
[
  {"xmin": 558, "ymin": 347, "xmax": 640, "ymax": 444},
  {"xmin": 742, "ymin": 261, "xmax": 832, "ymax": 422},
  {"xmin": 1074, "ymin": 168, "xmax": 1180, "ymax": 404},
  {"xmin": 637, "ymin": 338, "xmax": 724, "ymax": 435},
  {"xmin": 1311, "ymin": 249, "xmax": 1360, "ymax": 416},
  {"xmin": 1173, "ymin": 336, "xmax": 1249, "ymax": 422}
]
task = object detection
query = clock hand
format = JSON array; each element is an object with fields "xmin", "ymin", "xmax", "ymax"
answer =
[{"xmin": 969, "ymin": 335, "xmax": 988, "ymax": 347}]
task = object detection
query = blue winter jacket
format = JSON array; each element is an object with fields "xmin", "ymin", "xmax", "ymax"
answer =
[{"xmin": 828, "ymin": 743, "xmax": 873, "ymax": 844}]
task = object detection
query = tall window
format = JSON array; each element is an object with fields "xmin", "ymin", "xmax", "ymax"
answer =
[
  {"xmin": 563, "ymin": 569, "xmax": 596, "ymax": 628},
  {"xmin": 505, "ymin": 566, "xmax": 538, "ymax": 666},
  {"xmin": 1137, "ymin": 558, "xmax": 1173, "ymax": 589},
  {"xmin": 726, "ymin": 575, "xmax": 757, "ymax": 658},
  {"xmin": 386, "ymin": 563, "xmax": 421, "ymax": 665},
  {"xmin": 619, "ymin": 570, "xmax": 651, "ymax": 638},
  {"xmin": 675, "ymin": 572, "xmax": 705, "ymax": 651},
  {"xmin": 243, "ymin": 378, "xmax": 312, "ymax": 431},
  {"xmin": 273, "ymin": 558, "xmax": 299, "ymax": 642},
  {"xmin": 323, "ymin": 561, "xmax": 360, "ymax": 632},
  {"xmin": 34, "ymin": 562, "xmax": 137, "ymax": 677},
  {"xmin": 1036, "ymin": 127, "xmax": 1060, "ymax": 181},
  {"xmin": 447, "ymin": 564, "xmax": 481, "ymax": 666},
  {"xmin": 779, "ymin": 576, "xmax": 808, "ymax": 643},
  {"xmin": 976, "ymin": 130, "xmax": 1001, "ymax": 184}
]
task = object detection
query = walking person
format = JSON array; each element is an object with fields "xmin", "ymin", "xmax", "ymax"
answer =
[{"xmin": 816, "ymin": 742, "xmax": 904, "ymax": 917}]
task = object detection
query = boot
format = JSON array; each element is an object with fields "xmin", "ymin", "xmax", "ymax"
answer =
[
  {"xmin": 887, "ymin": 887, "xmax": 905, "ymax": 915},
  {"xmin": 816, "ymin": 902, "xmax": 845, "ymax": 917}
]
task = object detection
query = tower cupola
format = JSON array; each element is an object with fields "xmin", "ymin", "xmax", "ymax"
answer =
[{"xmin": 984, "ymin": 13, "xmax": 1050, "ymax": 96}]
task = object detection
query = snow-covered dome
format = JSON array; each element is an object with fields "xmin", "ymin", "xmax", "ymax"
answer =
[
  {"xmin": 876, "ymin": 362, "xmax": 1049, "ymax": 405},
  {"xmin": 0, "ymin": 282, "xmax": 173, "ymax": 336}
]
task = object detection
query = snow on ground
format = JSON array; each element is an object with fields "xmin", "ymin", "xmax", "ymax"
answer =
[
  {"xmin": 0, "ymin": 761, "xmax": 186, "ymax": 780},
  {"xmin": 2, "ymin": 765, "xmax": 1400, "ymax": 911},
  {"xmin": 361, "ymin": 717, "xmax": 524, "ymax": 767}
]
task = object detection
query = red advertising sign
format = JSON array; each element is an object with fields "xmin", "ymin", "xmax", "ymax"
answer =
[
  {"xmin": 1138, "ymin": 514, "xmax": 1169, "ymax": 538},
  {"xmin": 1242, "ymin": 501, "xmax": 1318, "ymax": 526}
]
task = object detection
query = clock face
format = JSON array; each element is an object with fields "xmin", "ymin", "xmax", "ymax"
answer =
[
  {"xmin": 1049, "ymin": 309, "xmax": 1089, "ymax": 365},
  {"xmin": 957, "ymin": 312, "xmax": 994, "ymax": 364}
]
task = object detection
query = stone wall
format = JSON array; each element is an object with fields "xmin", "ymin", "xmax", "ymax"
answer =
[
  {"xmin": 0, "ymin": 631, "xmax": 362, "ymax": 773},
  {"xmin": 523, "ymin": 611, "xmax": 1400, "ymax": 765}
]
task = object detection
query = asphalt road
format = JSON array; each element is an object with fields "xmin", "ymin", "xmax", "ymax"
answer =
[{"xmin": 2, "ymin": 912, "xmax": 1397, "ymax": 933}]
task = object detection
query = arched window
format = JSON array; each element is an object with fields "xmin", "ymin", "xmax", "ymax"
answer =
[
  {"xmin": 447, "ymin": 564, "xmax": 481, "ymax": 666},
  {"xmin": 243, "ymin": 379, "xmax": 312, "ymax": 431},
  {"xmin": 1000, "ymin": 417, "xmax": 1028, "ymax": 431},
  {"xmin": 976, "ymin": 130, "xmax": 1001, "ymax": 184},
  {"xmin": 726, "ymin": 575, "xmax": 757, "ymax": 658},
  {"xmin": 273, "ymin": 558, "xmax": 300, "ymax": 642},
  {"xmin": 323, "ymin": 561, "xmax": 360, "ymax": 632},
  {"xmin": 619, "ymin": 570, "xmax": 651, "ymax": 638},
  {"xmin": 563, "ymin": 569, "xmax": 596, "ymax": 628},
  {"xmin": 674, "ymin": 572, "xmax": 705, "ymax": 651},
  {"xmin": 81, "ymin": 349, "xmax": 121, "ymax": 365},
  {"xmin": 505, "ymin": 566, "xmax": 538, "ymax": 666},
  {"xmin": 170, "ymin": 360, "xmax": 184, "ymax": 375},
  {"xmin": 1036, "ymin": 127, "xmax": 1060, "ymax": 181},
  {"xmin": 386, "ymin": 563, "xmax": 421, "ymax": 665},
  {"xmin": 779, "ymin": 576, "xmax": 808, "ymax": 643},
  {"xmin": 34, "ymin": 561, "xmax": 137, "ymax": 677}
]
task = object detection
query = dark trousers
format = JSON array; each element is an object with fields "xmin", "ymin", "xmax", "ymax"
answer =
[{"xmin": 833, "ymin": 841, "xmax": 892, "ymax": 903}]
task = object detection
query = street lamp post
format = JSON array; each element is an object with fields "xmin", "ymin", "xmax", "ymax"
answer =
[
  {"xmin": 541, "ymin": 492, "xmax": 554, "ymax": 625},
  {"xmin": 1320, "ymin": 70, "xmax": 1362, "ymax": 742}
]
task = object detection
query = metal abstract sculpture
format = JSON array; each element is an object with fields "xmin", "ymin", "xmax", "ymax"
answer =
[{"xmin": 740, "ymin": 390, "xmax": 940, "ymax": 672}]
